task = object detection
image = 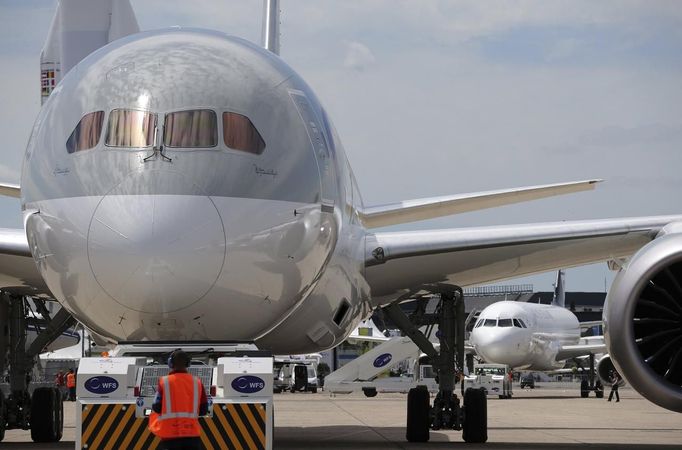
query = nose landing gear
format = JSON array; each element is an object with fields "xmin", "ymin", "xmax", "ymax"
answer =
[{"xmin": 382, "ymin": 287, "xmax": 488, "ymax": 444}]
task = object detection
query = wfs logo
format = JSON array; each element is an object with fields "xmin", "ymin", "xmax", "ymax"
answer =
[
  {"xmin": 373, "ymin": 353, "xmax": 393, "ymax": 368},
  {"xmin": 84, "ymin": 376, "xmax": 119, "ymax": 394},
  {"xmin": 231, "ymin": 376, "xmax": 265, "ymax": 394}
]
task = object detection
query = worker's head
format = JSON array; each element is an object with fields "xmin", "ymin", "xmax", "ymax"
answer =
[
  {"xmin": 58, "ymin": 370, "xmax": 63, "ymax": 374},
  {"xmin": 68, "ymin": 368, "xmax": 73, "ymax": 373},
  {"xmin": 168, "ymin": 350, "xmax": 190, "ymax": 370}
]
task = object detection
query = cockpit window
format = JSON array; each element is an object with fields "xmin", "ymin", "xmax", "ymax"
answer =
[
  {"xmin": 66, "ymin": 111, "xmax": 104, "ymax": 153},
  {"xmin": 483, "ymin": 319, "xmax": 497, "ymax": 327},
  {"xmin": 164, "ymin": 109, "xmax": 217, "ymax": 148},
  {"xmin": 498, "ymin": 319, "xmax": 513, "ymax": 327},
  {"xmin": 222, "ymin": 112, "xmax": 265, "ymax": 154},
  {"xmin": 514, "ymin": 319, "xmax": 527, "ymax": 328},
  {"xmin": 474, "ymin": 319, "xmax": 483, "ymax": 328},
  {"xmin": 105, "ymin": 109, "xmax": 156, "ymax": 148}
]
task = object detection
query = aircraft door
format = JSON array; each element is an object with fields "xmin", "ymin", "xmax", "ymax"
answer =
[{"xmin": 289, "ymin": 90, "xmax": 338, "ymax": 210}]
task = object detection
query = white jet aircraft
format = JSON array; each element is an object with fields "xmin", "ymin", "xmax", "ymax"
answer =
[
  {"xmin": 470, "ymin": 270, "xmax": 605, "ymax": 371},
  {"xmin": 469, "ymin": 270, "xmax": 620, "ymax": 397},
  {"xmin": 0, "ymin": 0, "xmax": 681, "ymax": 444}
]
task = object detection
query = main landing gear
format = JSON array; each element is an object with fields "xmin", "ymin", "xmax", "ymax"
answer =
[
  {"xmin": 0, "ymin": 292, "xmax": 74, "ymax": 443},
  {"xmin": 576, "ymin": 354, "xmax": 604, "ymax": 399},
  {"xmin": 382, "ymin": 287, "xmax": 488, "ymax": 444}
]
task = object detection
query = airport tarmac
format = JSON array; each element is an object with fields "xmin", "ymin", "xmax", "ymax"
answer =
[{"xmin": 2, "ymin": 384, "xmax": 681, "ymax": 449}]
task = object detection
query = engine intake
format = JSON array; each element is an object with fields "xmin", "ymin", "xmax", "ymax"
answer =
[
  {"xmin": 604, "ymin": 233, "xmax": 682, "ymax": 412},
  {"xmin": 596, "ymin": 355, "xmax": 621, "ymax": 387}
]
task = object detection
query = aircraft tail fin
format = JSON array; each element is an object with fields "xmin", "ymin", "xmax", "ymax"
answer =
[
  {"xmin": 261, "ymin": 0, "xmax": 281, "ymax": 55},
  {"xmin": 552, "ymin": 269, "xmax": 566, "ymax": 308},
  {"xmin": 41, "ymin": 0, "xmax": 140, "ymax": 104}
]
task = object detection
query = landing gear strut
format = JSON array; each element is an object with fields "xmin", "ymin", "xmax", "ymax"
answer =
[
  {"xmin": 576, "ymin": 354, "xmax": 603, "ymax": 398},
  {"xmin": 0, "ymin": 292, "xmax": 74, "ymax": 442},
  {"xmin": 383, "ymin": 287, "xmax": 487, "ymax": 443}
]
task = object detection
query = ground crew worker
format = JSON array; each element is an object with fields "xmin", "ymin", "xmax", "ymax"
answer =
[
  {"xmin": 608, "ymin": 371, "xmax": 621, "ymax": 402},
  {"xmin": 55, "ymin": 370, "xmax": 66, "ymax": 400},
  {"xmin": 66, "ymin": 368, "xmax": 76, "ymax": 401},
  {"xmin": 149, "ymin": 350, "xmax": 208, "ymax": 450}
]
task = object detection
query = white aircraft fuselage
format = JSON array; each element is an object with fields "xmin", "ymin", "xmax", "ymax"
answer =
[
  {"xmin": 21, "ymin": 29, "xmax": 369, "ymax": 354},
  {"xmin": 470, "ymin": 301, "xmax": 580, "ymax": 370}
]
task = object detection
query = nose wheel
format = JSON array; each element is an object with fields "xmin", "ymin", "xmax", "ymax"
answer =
[{"xmin": 383, "ymin": 287, "xmax": 488, "ymax": 444}]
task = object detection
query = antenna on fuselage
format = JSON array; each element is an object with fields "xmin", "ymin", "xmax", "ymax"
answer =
[
  {"xmin": 261, "ymin": 0, "xmax": 281, "ymax": 55},
  {"xmin": 552, "ymin": 269, "xmax": 566, "ymax": 308}
]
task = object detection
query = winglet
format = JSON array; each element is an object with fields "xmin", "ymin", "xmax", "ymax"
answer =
[
  {"xmin": 359, "ymin": 179, "xmax": 603, "ymax": 229},
  {"xmin": 0, "ymin": 183, "xmax": 20, "ymax": 199}
]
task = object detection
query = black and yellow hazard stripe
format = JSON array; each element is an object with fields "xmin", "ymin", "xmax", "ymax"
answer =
[
  {"xmin": 201, "ymin": 403, "xmax": 267, "ymax": 450},
  {"xmin": 81, "ymin": 402, "xmax": 267, "ymax": 450}
]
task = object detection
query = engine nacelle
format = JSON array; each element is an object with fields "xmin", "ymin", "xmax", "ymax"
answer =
[
  {"xmin": 596, "ymin": 355, "xmax": 620, "ymax": 387},
  {"xmin": 604, "ymin": 233, "xmax": 682, "ymax": 412}
]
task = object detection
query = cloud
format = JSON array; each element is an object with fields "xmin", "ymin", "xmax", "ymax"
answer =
[{"xmin": 343, "ymin": 41, "xmax": 376, "ymax": 71}]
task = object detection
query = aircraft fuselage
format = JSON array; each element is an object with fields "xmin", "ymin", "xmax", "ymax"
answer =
[
  {"xmin": 470, "ymin": 301, "xmax": 580, "ymax": 370},
  {"xmin": 21, "ymin": 29, "xmax": 370, "ymax": 353}
]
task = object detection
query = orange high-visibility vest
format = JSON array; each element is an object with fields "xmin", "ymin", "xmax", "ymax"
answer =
[
  {"xmin": 66, "ymin": 373, "xmax": 76, "ymax": 388},
  {"xmin": 148, "ymin": 373, "xmax": 202, "ymax": 439}
]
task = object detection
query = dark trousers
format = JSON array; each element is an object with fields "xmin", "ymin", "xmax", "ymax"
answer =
[
  {"xmin": 68, "ymin": 387, "xmax": 76, "ymax": 401},
  {"xmin": 159, "ymin": 437, "xmax": 202, "ymax": 450},
  {"xmin": 608, "ymin": 386, "xmax": 620, "ymax": 401}
]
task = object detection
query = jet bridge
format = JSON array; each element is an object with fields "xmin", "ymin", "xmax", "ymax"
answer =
[{"xmin": 75, "ymin": 343, "xmax": 273, "ymax": 450}]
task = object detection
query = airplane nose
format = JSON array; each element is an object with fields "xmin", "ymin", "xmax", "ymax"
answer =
[
  {"xmin": 87, "ymin": 170, "xmax": 226, "ymax": 313},
  {"xmin": 472, "ymin": 329, "xmax": 521, "ymax": 365}
]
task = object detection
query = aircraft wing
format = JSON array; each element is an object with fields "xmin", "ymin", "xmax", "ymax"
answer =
[
  {"xmin": 0, "ymin": 228, "xmax": 50, "ymax": 295},
  {"xmin": 0, "ymin": 183, "xmax": 20, "ymax": 198},
  {"xmin": 366, "ymin": 214, "xmax": 682, "ymax": 306},
  {"xmin": 359, "ymin": 179, "xmax": 600, "ymax": 229},
  {"xmin": 556, "ymin": 343, "xmax": 607, "ymax": 360}
]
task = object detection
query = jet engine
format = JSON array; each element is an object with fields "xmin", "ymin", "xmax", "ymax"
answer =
[
  {"xmin": 604, "ymin": 232, "xmax": 682, "ymax": 412},
  {"xmin": 596, "ymin": 355, "xmax": 620, "ymax": 387}
]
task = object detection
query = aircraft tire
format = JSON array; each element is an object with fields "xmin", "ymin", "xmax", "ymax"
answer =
[
  {"xmin": 0, "ymin": 393, "xmax": 5, "ymax": 442},
  {"xmin": 463, "ymin": 388, "xmax": 488, "ymax": 443},
  {"xmin": 30, "ymin": 387, "xmax": 63, "ymax": 443},
  {"xmin": 580, "ymin": 380, "xmax": 590, "ymax": 398},
  {"xmin": 406, "ymin": 386, "xmax": 430, "ymax": 442},
  {"xmin": 595, "ymin": 390, "xmax": 604, "ymax": 399},
  {"xmin": 363, "ymin": 387, "xmax": 378, "ymax": 398}
]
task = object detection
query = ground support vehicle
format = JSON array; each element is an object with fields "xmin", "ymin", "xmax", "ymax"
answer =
[
  {"xmin": 75, "ymin": 342, "xmax": 273, "ymax": 450},
  {"xmin": 464, "ymin": 364, "xmax": 513, "ymax": 399}
]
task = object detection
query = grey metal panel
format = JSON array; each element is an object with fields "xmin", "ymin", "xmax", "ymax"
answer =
[{"xmin": 365, "ymin": 215, "xmax": 682, "ymax": 305}]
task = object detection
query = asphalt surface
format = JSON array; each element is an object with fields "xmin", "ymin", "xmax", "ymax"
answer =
[{"xmin": 3, "ymin": 383, "xmax": 681, "ymax": 449}]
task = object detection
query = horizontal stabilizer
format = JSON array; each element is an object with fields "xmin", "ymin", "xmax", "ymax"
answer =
[
  {"xmin": 359, "ymin": 179, "xmax": 602, "ymax": 229},
  {"xmin": 0, "ymin": 183, "xmax": 20, "ymax": 198}
]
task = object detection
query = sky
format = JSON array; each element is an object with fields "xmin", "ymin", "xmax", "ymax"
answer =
[{"xmin": 1, "ymin": 0, "xmax": 681, "ymax": 292}]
